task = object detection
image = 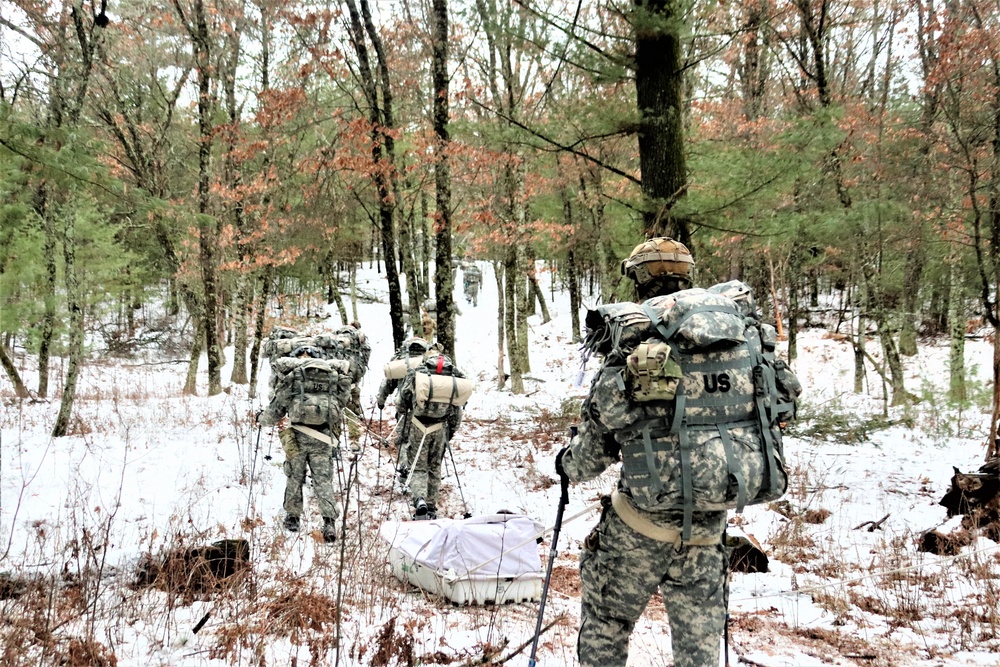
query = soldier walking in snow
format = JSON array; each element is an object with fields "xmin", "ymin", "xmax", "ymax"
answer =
[
  {"xmin": 259, "ymin": 343, "xmax": 353, "ymax": 544},
  {"xmin": 555, "ymin": 238, "xmax": 802, "ymax": 667},
  {"xmin": 376, "ymin": 336, "xmax": 433, "ymax": 479},
  {"xmin": 396, "ymin": 351, "xmax": 473, "ymax": 520},
  {"xmin": 462, "ymin": 263, "xmax": 482, "ymax": 306}
]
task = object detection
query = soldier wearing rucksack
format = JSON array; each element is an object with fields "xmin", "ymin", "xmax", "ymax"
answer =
[
  {"xmin": 555, "ymin": 238, "xmax": 802, "ymax": 667},
  {"xmin": 462, "ymin": 263, "xmax": 482, "ymax": 306},
  {"xmin": 396, "ymin": 352, "xmax": 473, "ymax": 520},
  {"xmin": 376, "ymin": 336, "xmax": 433, "ymax": 479},
  {"xmin": 315, "ymin": 321, "xmax": 370, "ymax": 419},
  {"xmin": 258, "ymin": 338, "xmax": 353, "ymax": 544}
]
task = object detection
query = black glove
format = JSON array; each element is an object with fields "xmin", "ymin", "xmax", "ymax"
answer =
[
  {"xmin": 377, "ymin": 398, "xmax": 385, "ymax": 410},
  {"xmin": 555, "ymin": 446, "xmax": 569, "ymax": 479}
]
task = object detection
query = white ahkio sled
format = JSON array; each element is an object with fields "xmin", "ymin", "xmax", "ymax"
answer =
[{"xmin": 379, "ymin": 513, "xmax": 545, "ymax": 605}]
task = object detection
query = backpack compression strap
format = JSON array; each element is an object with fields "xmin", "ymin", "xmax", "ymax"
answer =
[
  {"xmin": 642, "ymin": 302, "xmax": 748, "ymax": 540},
  {"xmin": 747, "ymin": 329, "xmax": 782, "ymax": 499}
]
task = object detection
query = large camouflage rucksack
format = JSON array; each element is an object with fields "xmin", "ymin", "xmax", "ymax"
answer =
[
  {"xmin": 263, "ymin": 328, "xmax": 322, "ymax": 397},
  {"xmin": 409, "ymin": 354, "xmax": 473, "ymax": 420},
  {"xmin": 583, "ymin": 283, "xmax": 801, "ymax": 540},
  {"xmin": 315, "ymin": 326, "xmax": 370, "ymax": 385},
  {"xmin": 267, "ymin": 357, "xmax": 353, "ymax": 426}
]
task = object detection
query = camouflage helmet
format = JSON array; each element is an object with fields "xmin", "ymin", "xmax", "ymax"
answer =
[
  {"xmin": 404, "ymin": 336, "xmax": 431, "ymax": 356},
  {"xmin": 621, "ymin": 237, "xmax": 694, "ymax": 287}
]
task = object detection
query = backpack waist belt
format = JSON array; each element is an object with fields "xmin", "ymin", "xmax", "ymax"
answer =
[
  {"xmin": 411, "ymin": 417, "xmax": 446, "ymax": 435},
  {"xmin": 290, "ymin": 424, "xmax": 335, "ymax": 446},
  {"xmin": 610, "ymin": 490, "xmax": 720, "ymax": 546}
]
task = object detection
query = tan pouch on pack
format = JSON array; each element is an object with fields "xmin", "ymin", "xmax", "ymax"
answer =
[{"xmin": 627, "ymin": 339, "xmax": 682, "ymax": 402}]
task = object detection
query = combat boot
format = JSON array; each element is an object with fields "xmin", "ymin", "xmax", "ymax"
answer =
[
  {"xmin": 321, "ymin": 517, "xmax": 337, "ymax": 544},
  {"xmin": 283, "ymin": 514, "xmax": 300, "ymax": 532},
  {"xmin": 413, "ymin": 497, "xmax": 429, "ymax": 520}
]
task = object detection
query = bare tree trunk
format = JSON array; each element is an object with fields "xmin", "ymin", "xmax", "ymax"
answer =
[
  {"xmin": 229, "ymin": 273, "xmax": 251, "ymax": 385},
  {"xmin": 400, "ymin": 203, "xmax": 422, "ymax": 332},
  {"xmin": 494, "ymin": 260, "xmax": 506, "ymax": 389},
  {"xmin": 634, "ymin": 0, "xmax": 690, "ymax": 243},
  {"xmin": 52, "ymin": 214, "xmax": 83, "ymax": 437},
  {"xmin": 560, "ymin": 184, "xmax": 582, "ymax": 342},
  {"xmin": 350, "ymin": 262, "xmax": 359, "ymax": 322},
  {"xmin": 248, "ymin": 268, "xmax": 272, "ymax": 400},
  {"xmin": 184, "ymin": 312, "xmax": 203, "ymax": 396},
  {"xmin": 37, "ymin": 203, "xmax": 57, "ymax": 399},
  {"xmin": 515, "ymin": 243, "xmax": 530, "ymax": 375},
  {"xmin": 948, "ymin": 255, "xmax": 967, "ymax": 402},
  {"xmin": 567, "ymin": 249, "xmax": 582, "ymax": 343},
  {"xmin": 0, "ymin": 341, "xmax": 29, "ymax": 399},
  {"xmin": 431, "ymin": 0, "xmax": 455, "ymax": 360},
  {"xmin": 853, "ymin": 295, "xmax": 866, "ymax": 394},
  {"xmin": 344, "ymin": 0, "xmax": 406, "ymax": 349},
  {"xmin": 529, "ymin": 274, "xmax": 551, "ymax": 324},
  {"xmin": 174, "ymin": 0, "xmax": 223, "ymax": 396},
  {"xmin": 504, "ymin": 248, "xmax": 524, "ymax": 393}
]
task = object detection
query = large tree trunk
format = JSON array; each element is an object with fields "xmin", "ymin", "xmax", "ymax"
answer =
[
  {"xmin": 224, "ymin": 18, "xmax": 249, "ymax": 386},
  {"xmin": 634, "ymin": 0, "xmax": 689, "ymax": 243},
  {"xmin": 431, "ymin": 0, "xmax": 455, "ymax": 360},
  {"xmin": 344, "ymin": 0, "xmax": 406, "ymax": 349},
  {"xmin": 176, "ymin": 0, "xmax": 224, "ymax": 396}
]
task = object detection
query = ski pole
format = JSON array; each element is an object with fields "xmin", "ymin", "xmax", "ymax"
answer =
[
  {"xmin": 446, "ymin": 440, "xmax": 471, "ymax": 518},
  {"xmin": 378, "ymin": 407, "xmax": 383, "ymax": 469},
  {"xmin": 528, "ymin": 462, "xmax": 570, "ymax": 666}
]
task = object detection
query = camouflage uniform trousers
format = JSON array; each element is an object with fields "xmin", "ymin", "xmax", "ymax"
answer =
[
  {"xmin": 404, "ymin": 419, "xmax": 448, "ymax": 508},
  {"xmin": 282, "ymin": 427, "xmax": 340, "ymax": 521},
  {"xmin": 577, "ymin": 509, "xmax": 727, "ymax": 667},
  {"xmin": 394, "ymin": 414, "xmax": 414, "ymax": 472}
]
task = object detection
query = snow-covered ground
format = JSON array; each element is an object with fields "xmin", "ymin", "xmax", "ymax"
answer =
[{"xmin": 2, "ymin": 262, "xmax": 999, "ymax": 667}]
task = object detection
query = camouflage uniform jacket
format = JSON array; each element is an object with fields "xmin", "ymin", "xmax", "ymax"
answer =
[{"xmin": 562, "ymin": 353, "xmax": 729, "ymax": 543}]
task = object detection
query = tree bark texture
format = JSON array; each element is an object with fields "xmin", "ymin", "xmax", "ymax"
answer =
[
  {"xmin": 52, "ymin": 213, "xmax": 83, "ymax": 437},
  {"xmin": 344, "ymin": 0, "xmax": 406, "ymax": 349},
  {"xmin": 634, "ymin": 0, "xmax": 689, "ymax": 244},
  {"xmin": 504, "ymin": 247, "xmax": 524, "ymax": 393},
  {"xmin": 431, "ymin": 0, "xmax": 455, "ymax": 360}
]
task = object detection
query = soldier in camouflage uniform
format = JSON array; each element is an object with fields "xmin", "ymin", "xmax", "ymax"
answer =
[
  {"xmin": 556, "ymin": 238, "xmax": 730, "ymax": 667},
  {"xmin": 258, "ymin": 345, "xmax": 344, "ymax": 544},
  {"xmin": 376, "ymin": 336, "xmax": 433, "ymax": 478},
  {"xmin": 396, "ymin": 352, "xmax": 466, "ymax": 520}
]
